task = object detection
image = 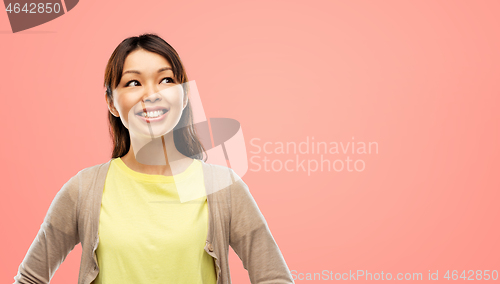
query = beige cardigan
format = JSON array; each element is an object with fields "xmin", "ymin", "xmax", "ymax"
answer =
[{"xmin": 13, "ymin": 158, "xmax": 294, "ymax": 284}]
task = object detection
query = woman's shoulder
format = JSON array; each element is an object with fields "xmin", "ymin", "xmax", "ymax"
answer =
[
  {"xmin": 77, "ymin": 158, "xmax": 114, "ymax": 175},
  {"xmin": 200, "ymin": 160, "xmax": 233, "ymax": 181},
  {"xmin": 200, "ymin": 160, "xmax": 248, "ymax": 196},
  {"xmin": 68, "ymin": 158, "xmax": 115, "ymax": 189}
]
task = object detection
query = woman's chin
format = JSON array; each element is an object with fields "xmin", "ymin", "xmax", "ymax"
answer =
[
  {"xmin": 129, "ymin": 125, "xmax": 173, "ymax": 138},
  {"xmin": 128, "ymin": 118, "xmax": 174, "ymax": 138},
  {"xmin": 131, "ymin": 129, "xmax": 172, "ymax": 139}
]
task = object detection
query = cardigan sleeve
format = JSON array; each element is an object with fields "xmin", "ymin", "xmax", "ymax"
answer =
[
  {"xmin": 228, "ymin": 170, "xmax": 294, "ymax": 284},
  {"xmin": 13, "ymin": 173, "xmax": 81, "ymax": 284}
]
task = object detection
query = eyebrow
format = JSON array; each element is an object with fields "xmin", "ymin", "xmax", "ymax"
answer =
[{"xmin": 122, "ymin": 67, "xmax": 172, "ymax": 76}]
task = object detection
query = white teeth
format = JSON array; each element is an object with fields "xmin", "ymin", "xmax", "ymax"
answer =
[{"xmin": 140, "ymin": 110, "xmax": 165, "ymax": 118}]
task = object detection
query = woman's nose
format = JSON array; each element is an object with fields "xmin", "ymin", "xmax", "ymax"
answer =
[{"xmin": 142, "ymin": 84, "xmax": 161, "ymax": 103}]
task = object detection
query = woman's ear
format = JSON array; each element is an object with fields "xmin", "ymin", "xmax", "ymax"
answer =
[{"xmin": 105, "ymin": 93, "xmax": 120, "ymax": 117}]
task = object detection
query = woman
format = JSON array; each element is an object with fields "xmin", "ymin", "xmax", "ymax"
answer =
[{"xmin": 13, "ymin": 33, "xmax": 294, "ymax": 284}]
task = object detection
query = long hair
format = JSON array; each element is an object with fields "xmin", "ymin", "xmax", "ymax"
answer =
[{"xmin": 104, "ymin": 33, "xmax": 207, "ymax": 161}]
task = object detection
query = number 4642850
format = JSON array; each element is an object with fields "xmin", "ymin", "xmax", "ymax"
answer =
[
  {"xmin": 443, "ymin": 270, "xmax": 498, "ymax": 281},
  {"xmin": 6, "ymin": 3, "xmax": 62, "ymax": 14}
]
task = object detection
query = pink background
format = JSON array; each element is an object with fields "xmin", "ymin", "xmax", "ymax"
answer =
[{"xmin": 1, "ymin": 0, "xmax": 499, "ymax": 283}]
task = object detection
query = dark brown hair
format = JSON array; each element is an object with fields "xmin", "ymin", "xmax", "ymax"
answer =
[{"xmin": 104, "ymin": 33, "xmax": 207, "ymax": 161}]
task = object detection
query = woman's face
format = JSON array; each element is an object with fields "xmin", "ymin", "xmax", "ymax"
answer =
[{"xmin": 106, "ymin": 48, "xmax": 187, "ymax": 138}]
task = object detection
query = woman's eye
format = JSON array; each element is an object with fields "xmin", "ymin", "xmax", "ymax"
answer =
[
  {"xmin": 161, "ymin": 77, "xmax": 174, "ymax": 84},
  {"xmin": 124, "ymin": 77, "xmax": 173, "ymax": 87},
  {"xmin": 125, "ymin": 80, "xmax": 140, "ymax": 87}
]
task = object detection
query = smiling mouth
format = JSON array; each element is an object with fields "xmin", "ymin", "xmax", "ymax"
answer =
[{"xmin": 135, "ymin": 108, "xmax": 169, "ymax": 118}]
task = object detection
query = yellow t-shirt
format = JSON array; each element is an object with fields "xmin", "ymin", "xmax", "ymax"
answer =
[{"xmin": 93, "ymin": 157, "xmax": 216, "ymax": 284}]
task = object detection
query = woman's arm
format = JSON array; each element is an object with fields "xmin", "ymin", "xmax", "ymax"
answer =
[
  {"xmin": 228, "ymin": 170, "xmax": 294, "ymax": 284},
  {"xmin": 13, "ymin": 173, "xmax": 81, "ymax": 284}
]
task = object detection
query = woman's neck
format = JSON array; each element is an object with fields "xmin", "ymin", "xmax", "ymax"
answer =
[{"xmin": 121, "ymin": 131, "xmax": 194, "ymax": 176}]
